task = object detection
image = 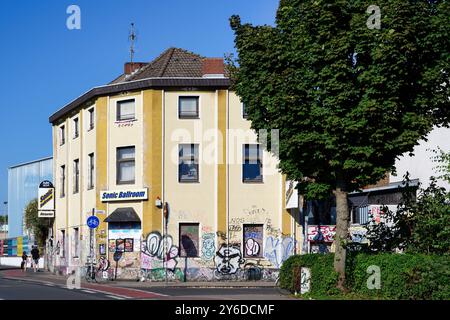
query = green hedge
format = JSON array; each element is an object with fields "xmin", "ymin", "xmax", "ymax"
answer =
[
  {"xmin": 280, "ymin": 253, "xmax": 450, "ymax": 300},
  {"xmin": 279, "ymin": 254, "xmax": 340, "ymax": 296},
  {"xmin": 349, "ymin": 253, "xmax": 449, "ymax": 300}
]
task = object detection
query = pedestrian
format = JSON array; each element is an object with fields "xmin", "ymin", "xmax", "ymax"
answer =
[
  {"xmin": 21, "ymin": 251, "xmax": 28, "ymax": 272},
  {"xmin": 31, "ymin": 245, "xmax": 40, "ymax": 273}
]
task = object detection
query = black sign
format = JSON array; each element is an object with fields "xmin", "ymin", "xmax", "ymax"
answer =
[
  {"xmin": 113, "ymin": 251, "xmax": 122, "ymax": 262},
  {"xmin": 39, "ymin": 180, "xmax": 54, "ymax": 188}
]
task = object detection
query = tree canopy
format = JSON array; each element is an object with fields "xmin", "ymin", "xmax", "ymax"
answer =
[
  {"xmin": 230, "ymin": 0, "xmax": 450, "ymax": 288},
  {"xmin": 230, "ymin": 0, "xmax": 449, "ymax": 197}
]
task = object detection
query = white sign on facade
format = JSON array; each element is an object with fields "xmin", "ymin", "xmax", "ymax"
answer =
[
  {"xmin": 38, "ymin": 181, "xmax": 55, "ymax": 218},
  {"xmin": 285, "ymin": 180, "xmax": 299, "ymax": 209},
  {"xmin": 100, "ymin": 188, "xmax": 148, "ymax": 202}
]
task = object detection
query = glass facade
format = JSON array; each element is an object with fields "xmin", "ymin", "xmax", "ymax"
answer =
[{"xmin": 7, "ymin": 157, "xmax": 53, "ymax": 239}]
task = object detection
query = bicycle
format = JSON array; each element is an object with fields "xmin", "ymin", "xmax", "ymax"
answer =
[{"xmin": 85, "ymin": 263, "xmax": 98, "ymax": 283}]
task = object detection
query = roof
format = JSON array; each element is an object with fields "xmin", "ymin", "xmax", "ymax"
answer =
[
  {"xmin": 110, "ymin": 48, "xmax": 205, "ymax": 84},
  {"xmin": 9, "ymin": 157, "xmax": 53, "ymax": 170},
  {"xmin": 104, "ymin": 208, "xmax": 141, "ymax": 223},
  {"xmin": 49, "ymin": 47, "xmax": 231, "ymax": 124},
  {"xmin": 349, "ymin": 179, "xmax": 420, "ymax": 195}
]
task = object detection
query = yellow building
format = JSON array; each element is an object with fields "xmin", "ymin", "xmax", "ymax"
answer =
[{"xmin": 49, "ymin": 48, "xmax": 302, "ymax": 281}]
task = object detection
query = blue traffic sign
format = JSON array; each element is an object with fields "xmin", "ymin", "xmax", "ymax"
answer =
[{"xmin": 87, "ymin": 216, "xmax": 100, "ymax": 229}]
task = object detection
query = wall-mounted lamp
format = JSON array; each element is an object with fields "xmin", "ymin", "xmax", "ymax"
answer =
[{"xmin": 155, "ymin": 197, "xmax": 163, "ymax": 208}]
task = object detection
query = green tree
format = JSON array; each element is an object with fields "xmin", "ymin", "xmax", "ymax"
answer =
[
  {"xmin": 24, "ymin": 199, "xmax": 53, "ymax": 248},
  {"xmin": 230, "ymin": 0, "xmax": 450, "ymax": 289},
  {"xmin": 0, "ymin": 215, "xmax": 7, "ymax": 227}
]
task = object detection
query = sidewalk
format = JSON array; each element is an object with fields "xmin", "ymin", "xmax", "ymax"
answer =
[{"xmin": 1, "ymin": 268, "xmax": 278, "ymax": 289}]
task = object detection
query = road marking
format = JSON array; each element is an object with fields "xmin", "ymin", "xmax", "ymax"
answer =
[
  {"xmin": 81, "ymin": 290, "xmax": 97, "ymax": 294},
  {"xmin": 106, "ymin": 295, "xmax": 125, "ymax": 300}
]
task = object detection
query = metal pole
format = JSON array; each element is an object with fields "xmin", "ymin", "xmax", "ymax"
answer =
[
  {"xmin": 90, "ymin": 208, "xmax": 95, "ymax": 280},
  {"xmin": 165, "ymin": 206, "xmax": 168, "ymax": 286}
]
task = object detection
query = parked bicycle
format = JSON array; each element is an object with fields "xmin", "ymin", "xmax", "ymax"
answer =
[{"xmin": 85, "ymin": 262, "xmax": 98, "ymax": 283}]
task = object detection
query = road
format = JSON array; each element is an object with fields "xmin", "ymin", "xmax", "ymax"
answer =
[
  {"xmin": 0, "ymin": 277, "xmax": 125, "ymax": 300},
  {"xmin": 0, "ymin": 268, "xmax": 292, "ymax": 301}
]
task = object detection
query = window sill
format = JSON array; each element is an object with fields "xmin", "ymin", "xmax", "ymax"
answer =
[
  {"xmin": 243, "ymin": 180, "xmax": 264, "ymax": 184},
  {"xmin": 178, "ymin": 116, "xmax": 200, "ymax": 120},
  {"xmin": 116, "ymin": 181, "xmax": 136, "ymax": 186},
  {"xmin": 179, "ymin": 180, "xmax": 200, "ymax": 184},
  {"xmin": 115, "ymin": 119, "xmax": 137, "ymax": 124}
]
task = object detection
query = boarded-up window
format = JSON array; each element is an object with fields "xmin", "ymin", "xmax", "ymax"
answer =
[
  {"xmin": 179, "ymin": 223, "xmax": 200, "ymax": 257},
  {"xmin": 243, "ymin": 225, "xmax": 264, "ymax": 258}
]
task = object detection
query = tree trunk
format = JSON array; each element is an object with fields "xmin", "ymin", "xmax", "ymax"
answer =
[{"xmin": 334, "ymin": 179, "xmax": 349, "ymax": 291}]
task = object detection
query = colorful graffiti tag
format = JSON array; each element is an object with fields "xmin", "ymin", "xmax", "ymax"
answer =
[
  {"xmin": 142, "ymin": 232, "xmax": 179, "ymax": 271},
  {"xmin": 264, "ymin": 236, "xmax": 295, "ymax": 268},
  {"xmin": 201, "ymin": 233, "xmax": 216, "ymax": 261},
  {"xmin": 307, "ymin": 226, "xmax": 336, "ymax": 242},
  {"xmin": 214, "ymin": 245, "xmax": 245, "ymax": 277}
]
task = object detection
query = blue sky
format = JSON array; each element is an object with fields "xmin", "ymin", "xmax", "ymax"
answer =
[{"xmin": 0, "ymin": 0, "xmax": 279, "ymax": 214}]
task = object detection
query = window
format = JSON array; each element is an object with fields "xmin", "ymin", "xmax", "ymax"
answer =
[
  {"xmin": 243, "ymin": 144, "xmax": 263, "ymax": 183},
  {"xmin": 60, "ymin": 230, "xmax": 66, "ymax": 258},
  {"xmin": 179, "ymin": 96, "xmax": 199, "ymax": 119},
  {"xmin": 88, "ymin": 108, "xmax": 95, "ymax": 130},
  {"xmin": 179, "ymin": 223, "xmax": 200, "ymax": 258},
  {"xmin": 73, "ymin": 228, "xmax": 79, "ymax": 258},
  {"xmin": 73, "ymin": 159, "xmax": 80, "ymax": 194},
  {"xmin": 60, "ymin": 126, "xmax": 66, "ymax": 146},
  {"xmin": 117, "ymin": 99, "xmax": 135, "ymax": 121},
  {"xmin": 242, "ymin": 103, "xmax": 248, "ymax": 119},
  {"xmin": 73, "ymin": 118, "xmax": 79, "ymax": 139},
  {"xmin": 117, "ymin": 147, "xmax": 135, "ymax": 184},
  {"xmin": 243, "ymin": 225, "xmax": 264, "ymax": 258},
  {"xmin": 60, "ymin": 165, "xmax": 66, "ymax": 198},
  {"xmin": 88, "ymin": 153, "xmax": 95, "ymax": 190},
  {"xmin": 179, "ymin": 144, "xmax": 199, "ymax": 183}
]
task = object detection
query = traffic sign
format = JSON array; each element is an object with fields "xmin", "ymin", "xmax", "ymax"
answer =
[{"xmin": 87, "ymin": 216, "xmax": 100, "ymax": 229}]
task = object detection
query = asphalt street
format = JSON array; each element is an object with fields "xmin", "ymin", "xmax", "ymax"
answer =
[
  {"xmin": 0, "ymin": 268, "xmax": 292, "ymax": 300},
  {"xmin": 0, "ymin": 277, "xmax": 125, "ymax": 300}
]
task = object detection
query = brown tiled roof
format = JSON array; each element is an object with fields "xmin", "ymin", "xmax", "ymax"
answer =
[
  {"xmin": 110, "ymin": 47, "xmax": 205, "ymax": 84},
  {"xmin": 50, "ymin": 47, "xmax": 230, "ymax": 124}
]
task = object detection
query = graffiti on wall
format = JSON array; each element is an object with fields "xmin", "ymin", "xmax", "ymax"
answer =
[
  {"xmin": 307, "ymin": 226, "xmax": 336, "ymax": 242},
  {"xmin": 142, "ymin": 232, "xmax": 179, "ymax": 271},
  {"xmin": 245, "ymin": 239, "xmax": 261, "ymax": 257},
  {"xmin": 244, "ymin": 225, "xmax": 264, "ymax": 258},
  {"xmin": 201, "ymin": 233, "xmax": 216, "ymax": 261},
  {"xmin": 264, "ymin": 236, "xmax": 295, "ymax": 268},
  {"xmin": 350, "ymin": 227, "xmax": 368, "ymax": 244},
  {"xmin": 214, "ymin": 245, "xmax": 245, "ymax": 277}
]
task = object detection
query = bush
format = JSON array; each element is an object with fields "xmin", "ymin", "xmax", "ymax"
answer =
[
  {"xmin": 281, "ymin": 253, "xmax": 450, "ymax": 300},
  {"xmin": 350, "ymin": 253, "xmax": 449, "ymax": 300},
  {"xmin": 280, "ymin": 254, "xmax": 340, "ymax": 296}
]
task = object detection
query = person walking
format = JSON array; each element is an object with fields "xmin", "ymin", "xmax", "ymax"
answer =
[
  {"xmin": 31, "ymin": 245, "xmax": 40, "ymax": 272},
  {"xmin": 21, "ymin": 251, "xmax": 28, "ymax": 272}
]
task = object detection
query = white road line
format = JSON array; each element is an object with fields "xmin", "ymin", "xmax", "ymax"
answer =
[
  {"xmin": 106, "ymin": 295, "xmax": 125, "ymax": 300},
  {"xmin": 81, "ymin": 290, "xmax": 97, "ymax": 294}
]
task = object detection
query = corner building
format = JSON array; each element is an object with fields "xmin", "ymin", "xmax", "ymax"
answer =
[{"xmin": 49, "ymin": 48, "xmax": 302, "ymax": 281}]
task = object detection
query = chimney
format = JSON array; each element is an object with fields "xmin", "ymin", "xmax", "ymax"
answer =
[
  {"xmin": 124, "ymin": 62, "xmax": 147, "ymax": 75},
  {"xmin": 202, "ymin": 58, "xmax": 225, "ymax": 78}
]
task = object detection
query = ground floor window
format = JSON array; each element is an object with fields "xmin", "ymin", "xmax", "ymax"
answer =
[
  {"xmin": 179, "ymin": 223, "xmax": 200, "ymax": 258},
  {"xmin": 243, "ymin": 224, "xmax": 264, "ymax": 258}
]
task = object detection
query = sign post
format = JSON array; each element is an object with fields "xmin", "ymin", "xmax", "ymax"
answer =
[
  {"xmin": 38, "ymin": 181, "xmax": 55, "ymax": 218},
  {"xmin": 87, "ymin": 209, "xmax": 100, "ymax": 281}
]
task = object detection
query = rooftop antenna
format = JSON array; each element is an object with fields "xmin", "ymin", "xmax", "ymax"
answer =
[{"xmin": 129, "ymin": 22, "xmax": 137, "ymax": 64}]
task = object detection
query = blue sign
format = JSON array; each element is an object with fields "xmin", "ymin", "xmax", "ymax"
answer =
[{"xmin": 87, "ymin": 216, "xmax": 100, "ymax": 229}]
